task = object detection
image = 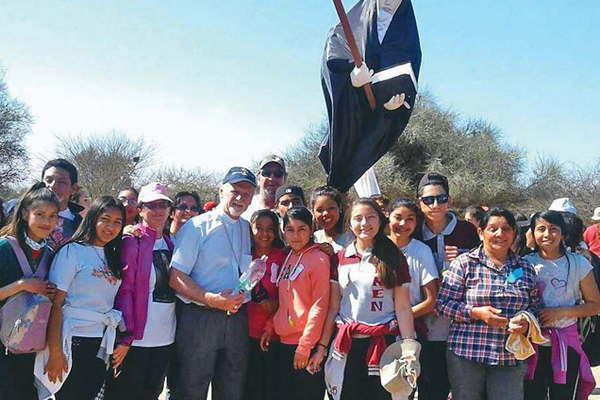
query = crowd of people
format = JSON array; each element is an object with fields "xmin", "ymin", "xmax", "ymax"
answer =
[{"xmin": 1, "ymin": 154, "xmax": 600, "ymax": 400}]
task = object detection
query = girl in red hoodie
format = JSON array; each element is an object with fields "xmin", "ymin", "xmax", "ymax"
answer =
[
  {"xmin": 269, "ymin": 207, "xmax": 330, "ymax": 400},
  {"xmin": 244, "ymin": 209, "xmax": 286, "ymax": 400}
]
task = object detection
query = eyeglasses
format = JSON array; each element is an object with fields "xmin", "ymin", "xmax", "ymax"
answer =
[
  {"xmin": 420, "ymin": 194, "xmax": 449, "ymax": 206},
  {"xmin": 175, "ymin": 204, "xmax": 200, "ymax": 212},
  {"xmin": 141, "ymin": 201, "xmax": 170, "ymax": 210},
  {"xmin": 261, "ymin": 168, "xmax": 284, "ymax": 179},
  {"xmin": 119, "ymin": 198, "xmax": 137, "ymax": 206}
]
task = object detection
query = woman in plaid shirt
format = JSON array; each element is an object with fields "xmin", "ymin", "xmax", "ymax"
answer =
[{"xmin": 437, "ymin": 207, "xmax": 540, "ymax": 400}]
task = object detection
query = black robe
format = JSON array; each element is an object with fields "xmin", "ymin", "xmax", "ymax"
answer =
[{"xmin": 319, "ymin": 0, "xmax": 422, "ymax": 192}]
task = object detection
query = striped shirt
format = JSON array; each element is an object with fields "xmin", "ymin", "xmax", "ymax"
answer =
[{"xmin": 437, "ymin": 246, "xmax": 540, "ymax": 366}]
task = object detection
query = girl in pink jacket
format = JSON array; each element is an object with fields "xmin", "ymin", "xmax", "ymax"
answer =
[{"xmin": 270, "ymin": 207, "xmax": 330, "ymax": 400}]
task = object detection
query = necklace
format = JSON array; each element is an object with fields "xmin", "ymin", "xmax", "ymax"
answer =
[
  {"xmin": 92, "ymin": 246, "xmax": 106, "ymax": 267},
  {"xmin": 221, "ymin": 216, "xmax": 243, "ymax": 273},
  {"xmin": 277, "ymin": 247, "xmax": 310, "ymax": 289}
]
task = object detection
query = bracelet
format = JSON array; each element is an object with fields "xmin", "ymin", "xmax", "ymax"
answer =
[{"xmin": 317, "ymin": 343, "xmax": 328, "ymax": 349}]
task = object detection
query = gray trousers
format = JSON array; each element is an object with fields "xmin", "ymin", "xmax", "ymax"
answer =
[
  {"xmin": 446, "ymin": 350, "xmax": 528, "ymax": 400},
  {"xmin": 174, "ymin": 304, "xmax": 249, "ymax": 400}
]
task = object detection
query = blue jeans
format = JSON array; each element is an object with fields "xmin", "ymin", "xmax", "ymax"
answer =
[{"xmin": 446, "ymin": 350, "xmax": 527, "ymax": 400}]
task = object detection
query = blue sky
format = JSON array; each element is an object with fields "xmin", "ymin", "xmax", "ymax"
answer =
[{"xmin": 1, "ymin": 0, "xmax": 598, "ymax": 176}]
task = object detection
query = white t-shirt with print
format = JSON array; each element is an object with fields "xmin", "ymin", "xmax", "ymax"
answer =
[
  {"xmin": 314, "ymin": 230, "xmax": 354, "ymax": 253},
  {"xmin": 525, "ymin": 252, "xmax": 593, "ymax": 328},
  {"xmin": 401, "ymin": 239, "xmax": 438, "ymax": 306},
  {"xmin": 133, "ymin": 238, "xmax": 176, "ymax": 347},
  {"xmin": 50, "ymin": 242, "xmax": 121, "ymax": 337}
]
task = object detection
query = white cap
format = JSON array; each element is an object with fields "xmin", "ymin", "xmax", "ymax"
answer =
[
  {"xmin": 592, "ymin": 207, "xmax": 600, "ymax": 222},
  {"xmin": 549, "ymin": 197, "xmax": 577, "ymax": 215}
]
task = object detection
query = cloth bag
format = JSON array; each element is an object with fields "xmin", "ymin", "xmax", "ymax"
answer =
[{"xmin": 0, "ymin": 236, "xmax": 51, "ymax": 354}]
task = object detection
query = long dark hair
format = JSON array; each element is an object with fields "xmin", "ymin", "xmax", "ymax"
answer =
[
  {"xmin": 529, "ymin": 210, "xmax": 567, "ymax": 255},
  {"xmin": 70, "ymin": 196, "xmax": 125, "ymax": 278},
  {"xmin": 0, "ymin": 182, "xmax": 60, "ymax": 250},
  {"xmin": 389, "ymin": 198, "xmax": 423, "ymax": 238},
  {"xmin": 310, "ymin": 186, "xmax": 347, "ymax": 235},
  {"xmin": 352, "ymin": 198, "xmax": 407, "ymax": 289},
  {"xmin": 250, "ymin": 209, "xmax": 285, "ymax": 250}
]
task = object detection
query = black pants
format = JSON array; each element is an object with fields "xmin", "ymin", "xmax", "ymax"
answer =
[
  {"xmin": 525, "ymin": 346, "xmax": 581, "ymax": 400},
  {"xmin": 416, "ymin": 341, "xmax": 450, "ymax": 400},
  {"xmin": 276, "ymin": 343, "xmax": 325, "ymax": 400},
  {"xmin": 55, "ymin": 337, "xmax": 106, "ymax": 400},
  {"xmin": 339, "ymin": 337, "xmax": 392, "ymax": 400},
  {"xmin": 173, "ymin": 304, "xmax": 248, "ymax": 400},
  {"xmin": 243, "ymin": 338, "xmax": 280, "ymax": 400},
  {"xmin": 0, "ymin": 346, "xmax": 37, "ymax": 400},
  {"xmin": 104, "ymin": 343, "xmax": 173, "ymax": 400}
]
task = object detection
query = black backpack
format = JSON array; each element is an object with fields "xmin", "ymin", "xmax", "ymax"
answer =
[{"xmin": 580, "ymin": 252, "xmax": 600, "ymax": 366}]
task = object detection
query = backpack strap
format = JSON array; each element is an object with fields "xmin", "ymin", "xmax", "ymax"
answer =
[{"xmin": 5, "ymin": 236, "xmax": 35, "ymax": 277}]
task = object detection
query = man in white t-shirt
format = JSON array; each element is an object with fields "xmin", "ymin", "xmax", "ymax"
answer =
[
  {"xmin": 169, "ymin": 166, "xmax": 256, "ymax": 400},
  {"xmin": 41, "ymin": 159, "xmax": 84, "ymax": 250},
  {"xmin": 241, "ymin": 155, "xmax": 286, "ymax": 220}
]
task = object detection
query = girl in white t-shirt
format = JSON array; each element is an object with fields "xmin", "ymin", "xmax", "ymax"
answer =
[
  {"xmin": 387, "ymin": 198, "xmax": 439, "ymax": 399},
  {"xmin": 43, "ymin": 196, "xmax": 125, "ymax": 400},
  {"xmin": 311, "ymin": 186, "xmax": 354, "ymax": 253},
  {"xmin": 524, "ymin": 210, "xmax": 600, "ymax": 400}
]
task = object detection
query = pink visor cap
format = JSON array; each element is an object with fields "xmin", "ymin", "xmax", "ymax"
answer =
[{"xmin": 138, "ymin": 182, "xmax": 172, "ymax": 204}]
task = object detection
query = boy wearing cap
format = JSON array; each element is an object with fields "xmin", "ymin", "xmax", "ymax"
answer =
[
  {"xmin": 414, "ymin": 172, "xmax": 479, "ymax": 400},
  {"xmin": 274, "ymin": 185, "xmax": 305, "ymax": 219},
  {"xmin": 242, "ymin": 155, "xmax": 287, "ymax": 220},
  {"xmin": 169, "ymin": 167, "xmax": 256, "ymax": 400},
  {"xmin": 584, "ymin": 207, "xmax": 600, "ymax": 259},
  {"xmin": 41, "ymin": 159, "xmax": 84, "ymax": 249}
]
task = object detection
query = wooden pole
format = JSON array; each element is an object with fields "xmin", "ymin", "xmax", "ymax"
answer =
[{"xmin": 332, "ymin": 0, "xmax": 377, "ymax": 110}]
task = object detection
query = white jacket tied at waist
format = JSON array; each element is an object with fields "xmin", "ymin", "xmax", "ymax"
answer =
[{"xmin": 34, "ymin": 306, "xmax": 122, "ymax": 400}]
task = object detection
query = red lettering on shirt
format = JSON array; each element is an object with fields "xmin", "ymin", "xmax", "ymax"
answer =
[{"xmin": 372, "ymin": 288, "xmax": 384, "ymax": 299}]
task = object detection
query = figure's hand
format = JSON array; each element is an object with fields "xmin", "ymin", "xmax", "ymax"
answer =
[
  {"xmin": 307, "ymin": 345, "xmax": 327, "ymax": 374},
  {"xmin": 123, "ymin": 225, "xmax": 142, "ymax": 237},
  {"xmin": 539, "ymin": 308, "xmax": 565, "ymax": 327},
  {"xmin": 508, "ymin": 315, "xmax": 529, "ymax": 335},
  {"xmin": 384, "ymin": 93, "xmax": 410, "ymax": 111},
  {"xmin": 293, "ymin": 351, "xmax": 310, "ymax": 370},
  {"xmin": 20, "ymin": 278, "xmax": 55, "ymax": 297},
  {"xmin": 471, "ymin": 306, "xmax": 508, "ymax": 328},
  {"xmin": 112, "ymin": 344, "xmax": 130, "ymax": 369},
  {"xmin": 350, "ymin": 63, "xmax": 373, "ymax": 88},
  {"xmin": 206, "ymin": 290, "xmax": 245, "ymax": 313},
  {"xmin": 445, "ymin": 246, "xmax": 460, "ymax": 263},
  {"xmin": 260, "ymin": 330, "xmax": 272, "ymax": 352},
  {"xmin": 45, "ymin": 351, "xmax": 69, "ymax": 383}
]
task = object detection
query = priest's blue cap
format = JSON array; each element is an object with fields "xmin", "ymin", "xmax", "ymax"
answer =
[{"xmin": 222, "ymin": 166, "xmax": 257, "ymax": 187}]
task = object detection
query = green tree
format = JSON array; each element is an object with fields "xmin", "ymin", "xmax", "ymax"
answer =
[{"xmin": 0, "ymin": 71, "xmax": 31, "ymax": 191}]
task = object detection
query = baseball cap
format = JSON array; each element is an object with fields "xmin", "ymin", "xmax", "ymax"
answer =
[
  {"xmin": 591, "ymin": 207, "xmax": 600, "ymax": 222},
  {"xmin": 259, "ymin": 155, "xmax": 286, "ymax": 172},
  {"xmin": 222, "ymin": 166, "xmax": 257, "ymax": 187},
  {"xmin": 417, "ymin": 172, "xmax": 449, "ymax": 195},
  {"xmin": 275, "ymin": 185, "xmax": 305, "ymax": 202},
  {"xmin": 548, "ymin": 197, "xmax": 577, "ymax": 215},
  {"xmin": 138, "ymin": 182, "xmax": 172, "ymax": 204}
]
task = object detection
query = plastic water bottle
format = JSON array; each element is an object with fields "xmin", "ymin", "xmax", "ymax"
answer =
[{"xmin": 235, "ymin": 255, "xmax": 268, "ymax": 302}]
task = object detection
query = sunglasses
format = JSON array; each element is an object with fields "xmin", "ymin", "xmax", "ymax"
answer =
[
  {"xmin": 279, "ymin": 198, "xmax": 303, "ymax": 207},
  {"xmin": 261, "ymin": 168, "xmax": 284, "ymax": 179},
  {"xmin": 175, "ymin": 204, "xmax": 200, "ymax": 212},
  {"xmin": 141, "ymin": 201, "xmax": 170, "ymax": 210},
  {"xmin": 420, "ymin": 194, "xmax": 449, "ymax": 206}
]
